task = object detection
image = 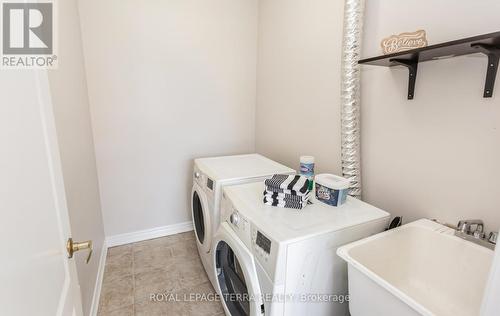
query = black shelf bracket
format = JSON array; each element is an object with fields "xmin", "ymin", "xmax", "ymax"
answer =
[
  {"xmin": 390, "ymin": 58, "xmax": 419, "ymax": 100},
  {"xmin": 472, "ymin": 44, "xmax": 500, "ymax": 98}
]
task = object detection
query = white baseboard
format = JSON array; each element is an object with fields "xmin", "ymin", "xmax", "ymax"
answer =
[
  {"xmin": 106, "ymin": 221, "xmax": 194, "ymax": 248},
  {"xmin": 89, "ymin": 241, "xmax": 107, "ymax": 316}
]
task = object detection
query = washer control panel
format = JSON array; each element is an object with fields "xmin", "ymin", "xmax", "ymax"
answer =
[
  {"xmin": 222, "ymin": 197, "xmax": 252, "ymax": 249},
  {"xmin": 221, "ymin": 193, "xmax": 281, "ymax": 283},
  {"xmin": 250, "ymin": 226, "xmax": 282, "ymax": 282},
  {"xmin": 193, "ymin": 167, "xmax": 205, "ymax": 187},
  {"xmin": 255, "ymin": 231, "xmax": 271, "ymax": 255},
  {"xmin": 251, "ymin": 228, "xmax": 272, "ymax": 262},
  {"xmin": 193, "ymin": 168, "xmax": 215, "ymax": 202}
]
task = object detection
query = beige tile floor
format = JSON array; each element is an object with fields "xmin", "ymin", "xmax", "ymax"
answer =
[{"xmin": 97, "ymin": 231, "xmax": 224, "ymax": 316}]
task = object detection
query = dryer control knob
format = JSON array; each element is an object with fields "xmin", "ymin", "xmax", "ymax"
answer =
[
  {"xmin": 194, "ymin": 172, "xmax": 201, "ymax": 179},
  {"xmin": 230, "ymin": 213, "xmax": 239, "ymax": 226}
]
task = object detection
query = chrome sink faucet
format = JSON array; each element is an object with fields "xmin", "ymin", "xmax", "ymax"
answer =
[
  {"xmin": 458, "ymin": 219, "xmax": 484, "ymax": 236},
  {"xmin": 455, "ymin": 219, "xmax": 497, "ymax": 250}
]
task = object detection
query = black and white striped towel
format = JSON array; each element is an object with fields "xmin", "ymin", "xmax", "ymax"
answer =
[
  {"xmin": 265, "ymin": 187, "xmax": 304, "ymax": 196},
  {"xmin": 263, "ymin": 196, "xmax": 307, "ymax": 210},
  {"xmin": 264, "ymin": 174, "xmax": 310, "ymax": 195},
  {"xmin": 263, "ymin": 191, "xmax": 311, "ymax": 203}
]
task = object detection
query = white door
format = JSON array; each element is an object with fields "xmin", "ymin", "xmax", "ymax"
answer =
[{"xmin": 0, "ymin": 69, "xmax": 84, "ymax": 316}]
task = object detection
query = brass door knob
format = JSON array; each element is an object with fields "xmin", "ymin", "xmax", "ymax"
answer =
[{"xmin": 67, "ymin": 238, "xmax": 93, "ymax": 264}]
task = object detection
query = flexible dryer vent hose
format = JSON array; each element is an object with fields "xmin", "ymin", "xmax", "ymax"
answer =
[{"xmin": 340, "ymin": 0, "xmax": 365, "ymax": 199}]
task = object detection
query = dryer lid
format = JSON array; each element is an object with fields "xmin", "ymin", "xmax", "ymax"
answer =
[
  {"xmin": 224, "ymin": 182, "xmax": 390, "ymax": 243},
  {"xmin": 194, "ymin": 154, "xmax": 295, "ymax": 182}
]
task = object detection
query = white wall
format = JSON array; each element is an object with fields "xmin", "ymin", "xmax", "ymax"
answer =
[
  {"xmin": 48, "ymin": 0, "xmax": 105, "ymax": 314},
  {"xmin": 361, "ymin": 0, "xmax": 500, "ymax": 232},
  {"xmin": 256, "ymin": 0, "xmax": 345, "ymax": 174},
  {"xmin": 78, "ymin": 0, "xmax": 258, "ymax": 236},
  {"xmin": 256, "ymin": 0, "xmax": 500, "ymax": 232}
]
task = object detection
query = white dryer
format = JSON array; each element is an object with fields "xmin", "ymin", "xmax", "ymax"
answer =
[
  {"xmin": 212, "ymin": 182, "xmax": 391, "ymax": 316},
  {"xmin": 191, "ymin": 154, "xmax": 295, "ymax": 288}
]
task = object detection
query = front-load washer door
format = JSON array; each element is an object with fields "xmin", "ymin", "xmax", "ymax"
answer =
[
  {"xmin": 213, "ymin": 223, "xmax": 263, "ymax": 316},
  {"xmin": 191, "ymin": 183, "xmax": 212, "ymax": 253}
]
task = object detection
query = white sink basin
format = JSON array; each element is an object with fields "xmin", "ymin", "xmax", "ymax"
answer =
[{"xmin": 337, "ymin": 219, "xmax": 494, "ymax": 316}]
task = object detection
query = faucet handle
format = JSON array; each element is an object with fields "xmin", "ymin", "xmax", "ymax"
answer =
[
  {"xmin": 457, "ymin": 220, "xmax": 469, "ymax": 233},
  {"xmin": 473, "ymin": 224, "xmax": 485, "ymax": 239},
  {"xmin": 489, "ymin": 232, "xmax": 498, "ymax": 244}
]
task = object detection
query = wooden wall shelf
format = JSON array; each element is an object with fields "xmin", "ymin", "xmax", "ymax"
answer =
[{"xmin": 359, "ymin": 31, "xmax": 500, "ymax": 100}]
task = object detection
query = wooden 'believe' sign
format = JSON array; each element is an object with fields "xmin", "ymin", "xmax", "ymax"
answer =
[{"xmin": 381, "ymin": 30, "xmax": 428, "ymax": 54}]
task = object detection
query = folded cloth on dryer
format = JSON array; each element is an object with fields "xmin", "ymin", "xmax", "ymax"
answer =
[
  {"xmin": 263, "ymin": 191, "xmax": 311, "ymax": 203},
  {"xmin": 264, "ymin": 174, "xmax": 310, "ymax": 195},
  {"xmin": 263, "ymin": 174, "xmax": 312, "ymax": 210},
  {"xmin": 264, "ymin": 186, "xmax": 308, "ymax": 196},
  {"xmin": 263, "ymin": 196, "xmax": 307, "ymax": 210}
]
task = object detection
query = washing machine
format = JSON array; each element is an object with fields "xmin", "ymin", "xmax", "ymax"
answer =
[
  {"xmin": 212, "ymin": 182, "xmax": 391, "ymax": 316},
  {"xmin": 191, "ymin": 154, "xmax": 295, "ymax": 288}
]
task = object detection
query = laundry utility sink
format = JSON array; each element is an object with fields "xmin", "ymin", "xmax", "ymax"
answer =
[{"xmin": 337, "ymin": 219, "xmax": 494, "ymax": 316}]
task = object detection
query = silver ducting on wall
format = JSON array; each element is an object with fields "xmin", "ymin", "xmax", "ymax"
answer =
[{"xmin": 341, "ymin": 0, "xmax": 365, "ymax": 199}]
